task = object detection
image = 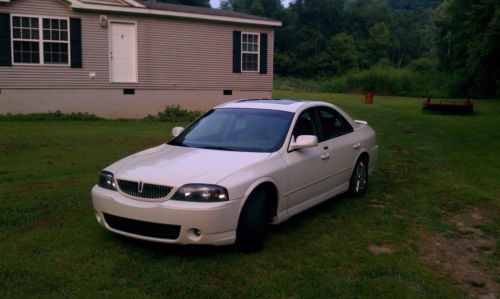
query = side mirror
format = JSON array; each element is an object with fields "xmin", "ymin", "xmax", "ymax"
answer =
[
  {"xmin": 172, "ymin": 127, "xmax": 184, "ymax": 137},
  {"xmin": 289, "ymin": 135, "xmax": 318, "ymax": 151}
]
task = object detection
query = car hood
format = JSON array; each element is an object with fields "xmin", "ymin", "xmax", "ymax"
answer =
[{"xmin": 105, "ymin": 144, "xmax": 271, "ymax": 186}]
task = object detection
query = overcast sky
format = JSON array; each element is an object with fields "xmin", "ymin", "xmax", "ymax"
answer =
[{"xmin": 209, "ymin": 0, "xmax": 293, "ymax": 9}]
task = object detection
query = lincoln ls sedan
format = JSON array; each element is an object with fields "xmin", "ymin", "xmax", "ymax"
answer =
[{"xmin": 91, "ymin": 99, "xmax": 378, "ymax": 251}]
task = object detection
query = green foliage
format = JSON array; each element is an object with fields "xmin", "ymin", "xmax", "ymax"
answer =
[
  {"xmin": 318, "ymin": 33, "xmax": 360, "ymax": 76},
  {"xmin": 275, "ymin": 66, "xmax": 461, "ymax": 98},
  {"xmin": 220, "ymin": 0, "xmax": 284, "ymax": 19},
  {"xmin": 265, "ymin": 0, "xmax": 442, "ymax": 78},
  {"xmin": 434, "ymin": 0, "xmax": 499, "ymax": 98},
  {"xmin": 408, "ymin": 57, "xmax": 439, "ymax": 73},
  {"xmin": 146, "ymin": 104, "xmax": 202, "ymax": 122},
  {"xmin": 0, "ymin": 111, "xmax": 102, "ymax": 121}
]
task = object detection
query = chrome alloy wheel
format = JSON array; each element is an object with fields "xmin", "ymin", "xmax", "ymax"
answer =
[{"xmin": 354, "ymin": 161, "xmax": 368, "ymax": 193}]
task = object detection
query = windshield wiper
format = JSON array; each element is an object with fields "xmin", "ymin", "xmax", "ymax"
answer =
[
  {"xmin": 168, "ymin": 140, "xmax": 188, "ymax": 147},
  {"xmin": 197, "ymin": 146, "xmax": 235, "ymax": 151}
]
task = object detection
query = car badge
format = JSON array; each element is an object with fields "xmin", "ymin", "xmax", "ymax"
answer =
[{"xmin": 138, "ymin": 181, "xmax": 144, "ymax": 193}]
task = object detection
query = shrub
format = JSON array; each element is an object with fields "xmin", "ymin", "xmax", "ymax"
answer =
[
  {"xmin": 408, "ymin": 57, "xmax": 439, "ymax": 73},
  {"xmin": 146, "ymin": 105, "xmax": 202, "ymax": 122},
  {"xmin": 0, "ymin": 111, "xmax": 102, "ymax": 121},
  {"xmin": 275, "ymin": 67, "xmax": 461, "ymax": 98}
]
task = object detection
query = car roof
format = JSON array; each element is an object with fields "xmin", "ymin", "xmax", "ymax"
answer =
[{"xmin": 216, "ymin": 98, "xmax": 332, "ymax": 113}]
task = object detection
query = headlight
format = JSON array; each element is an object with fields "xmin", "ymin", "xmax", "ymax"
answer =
[
  {"xmin": 98, "ymin": 171, "xmax": 117, "ymax": 191},
  {"xmin": 171, "ymin": 184, "xmax": 228, "ymax": 202}
]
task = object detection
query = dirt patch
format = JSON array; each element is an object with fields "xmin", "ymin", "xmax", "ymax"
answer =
[
  {"xmin": 420, "ymin": 208, "xmax": 499, "ymax": 298},
  {"xmin": 368, "ymin": 244, "xmax": 394, "ymax": 255},
  {"xmin": 402, "ymin": 128, "xmax": 423, "ymax": 136},
  {"xmin": 369, "ymin": 193, "xmax": 395, "ymax": 209},
  {"xmin": 392, "ymin": 146, "xmax": 411, "ymax": 157},
  {"xmin": 369, "ymin": 198, "xmax": 386, "ymax": 209}
]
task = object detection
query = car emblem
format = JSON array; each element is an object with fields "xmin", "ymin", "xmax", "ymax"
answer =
[{"xmin": 138, "ymin": 181, "xmax": 144, "ymax": 193}]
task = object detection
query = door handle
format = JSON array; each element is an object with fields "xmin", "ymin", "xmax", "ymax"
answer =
[
  {"xmin": 353, "ymin": 143, "xmax": 361, "ymax": 149},
  {"xmin": 321, "ymin": 153, "xmax": 330, "ymax": 160}
]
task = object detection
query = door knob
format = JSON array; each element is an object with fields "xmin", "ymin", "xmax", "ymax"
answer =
[{"xmin": 321, "ymin": 153, "xmax": 330, "ymax": 160}]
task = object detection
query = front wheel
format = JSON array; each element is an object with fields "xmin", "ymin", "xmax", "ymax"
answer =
[
  {"xmin": 349, "ymin": 158, "xmax": 368, "ymax": 196},
  {"xmin": 236, "ymin": 189, "xmax": 266, "ymax": 252}
]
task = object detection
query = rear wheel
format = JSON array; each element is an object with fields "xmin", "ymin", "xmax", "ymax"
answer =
[
  {"xmin": 236, "ymin": 189, "xmax": 267, "ymax": 252},
  {"xmin": 349, "ymin": 158, "xmax": 368, "ymax": 196}
]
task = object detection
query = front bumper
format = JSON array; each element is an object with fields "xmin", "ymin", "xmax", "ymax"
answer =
[{"xmin": 91, "ymin": 185, "xmax": 243, "ymax": 246}]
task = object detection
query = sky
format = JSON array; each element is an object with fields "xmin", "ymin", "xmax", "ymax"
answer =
[{"xmin": 209, "ymin": 0, "xmax": 293, "ymax": 9}]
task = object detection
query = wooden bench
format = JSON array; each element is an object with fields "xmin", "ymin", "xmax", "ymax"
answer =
[{"xmin": 422, "ymin": 98, "xmax": 473, "ymax": 114}]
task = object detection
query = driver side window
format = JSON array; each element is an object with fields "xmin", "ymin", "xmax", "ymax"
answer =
[{"xmin": 292, "ymin": 109, "xmax": 320, "ymax": 139}]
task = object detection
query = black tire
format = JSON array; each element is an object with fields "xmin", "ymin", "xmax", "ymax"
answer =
[
  {"xmin": 349, "ymin": 158, "xmax": 369, "ymax": 196},
  {"xmin": 236, "ymin": 189, "xmax": 267, "ymax": 252}
]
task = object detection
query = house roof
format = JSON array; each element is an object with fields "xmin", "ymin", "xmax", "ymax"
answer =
[
  {"xmin": 66, "ymin": 0, "xmax": 282, "ymax": 27},
  {"xmin": 136, "ymin": 1, "xmax": 276, "ymax": 23}
]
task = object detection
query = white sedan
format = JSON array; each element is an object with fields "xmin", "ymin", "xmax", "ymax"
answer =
[{"xmin": 91, "ymin": 99, "xmax": 377, "ymax": 251}]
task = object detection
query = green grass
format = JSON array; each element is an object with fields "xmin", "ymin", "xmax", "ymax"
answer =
[{"xmin": 1, "ymin": 91, "xmax": 499, "ymax": 297}]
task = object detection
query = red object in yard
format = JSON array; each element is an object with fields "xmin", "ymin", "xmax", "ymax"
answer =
[
  {"xmin": 365, "ymin": 92, "xmax": 374, "ymax": 104},
  {"xmin": 422, "ymin": 97, "xmax": 473, "ymax": 114},
  {"xmin": 423, "ymin": 97, "xmax": 431, "ymax": 108}
]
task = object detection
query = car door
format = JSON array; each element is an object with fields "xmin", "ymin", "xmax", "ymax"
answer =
[
  {"xmin": 316, "ymin": 106, "xmax": 360, "ymax": 188},
  {"xmin": 284, "ymin": 108, "xmax": 332, "ymax": 214}
]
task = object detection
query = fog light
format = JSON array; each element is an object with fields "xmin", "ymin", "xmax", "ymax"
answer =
[
  {"xmin": 95, "ymin": 211, "xmax": 102, "ymax": 224},
  {"xmin": 187, "ymin": 228, "xmax": 202, "ymax": 241}
]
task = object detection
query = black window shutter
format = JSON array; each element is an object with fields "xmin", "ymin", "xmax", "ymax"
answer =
[
  {"xmin": 70, "ymin": 18, "xmax": 82, "ymax": 68},
  {"xmin": 259, "ymin": 33, "xmax": 268, "ymax": 74},
  {"xmin": 233, "ymin": 31, "xmax": 241, "ymax": 73},
  {"xmin": 0, "ymin": 13, "xmax": 12, "ymax": 67}
]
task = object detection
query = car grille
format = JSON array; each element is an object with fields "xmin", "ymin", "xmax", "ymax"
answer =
[
  {"xmin": 103, "ymin": 213, "xmax": 181, "ymax": 240},
  {"xmin": 117, "ymin": 179, "xmax": 172, "ymax": 200}
]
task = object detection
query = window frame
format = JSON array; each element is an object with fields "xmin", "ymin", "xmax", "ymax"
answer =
[
  {"xmin": 287, "ymin": 107, "xmax": 322, "ymax": 152},
  {"xmin": 11, "ymin": 14, "xmax": 71, "ymax": 66},
  {"xmin": 316, "ymin": 106, "xmax": 354, "ymax": 142},
  {"xmin": 240, "ymin": 32, "xmax": 260, "ymax": 73}
]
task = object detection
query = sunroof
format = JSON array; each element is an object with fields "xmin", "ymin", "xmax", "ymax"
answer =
[{"xmin": 237, "ymin": 99, "xmax": 301, "ymax": 105}]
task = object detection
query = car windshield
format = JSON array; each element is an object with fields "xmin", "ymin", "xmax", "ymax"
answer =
[{"xmin": 169, "ymin": 108, "xmax": 294, "ymax": 152}]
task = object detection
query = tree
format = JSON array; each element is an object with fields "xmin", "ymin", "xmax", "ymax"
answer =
[
  {"xmin": 220, "ymin": 0, "xmax": 284, "ymax": 19},
  {"xmin": 318, "ymin": 33, "xmax": 360, "ymax": 76},
  {"xmin": 366, "ymin": 22, "xmax": 392, "ymax": 65},
  {"xmin": 435, "ymin": 0, "xmax": 499, "ymax": 97}
]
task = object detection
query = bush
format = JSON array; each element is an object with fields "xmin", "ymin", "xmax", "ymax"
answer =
[
  {"xmin": 0, "ymin": 111, "xmax": 102, "ymax": 121},
  {"xmin": 275, "ymin": 67, "xmax": 461, "ymax": 98},
  {"xmin": 146, "ymin": 105, "xmax": 202, "ymax": 122},
  {"xmin": 408, "ymin": 57, "xmax": 439, "ymax": 73}
]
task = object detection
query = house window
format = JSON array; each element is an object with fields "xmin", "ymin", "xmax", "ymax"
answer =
[
  {"xmin": 11, "ymin": 15, "xmax": 70, "ymax": 65},
  {"xmin": 12, "ymin": 16, "xmax": 40, "ymax": 64},
  {"xmin": 42, "ymin": 18, "xmax": 69, "ymax": 64},
  {"xmin": 241, "ymin": 33, "xmax": 259, "ymax": 72}
]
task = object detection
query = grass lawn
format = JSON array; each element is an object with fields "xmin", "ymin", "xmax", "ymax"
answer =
[{"xmin": 1, "ymin": 91, "xmax": 499, "ymax": 297}]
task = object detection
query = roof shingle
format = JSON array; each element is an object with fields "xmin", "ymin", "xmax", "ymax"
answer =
[{"xmin": 136, "ymin": 0, "xmax": 277, "ymax": 22}]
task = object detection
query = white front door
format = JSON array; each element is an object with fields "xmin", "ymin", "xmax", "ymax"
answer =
[{"xmin": 110, "ymin": 22, "xmax": 137, "ymax": 83}]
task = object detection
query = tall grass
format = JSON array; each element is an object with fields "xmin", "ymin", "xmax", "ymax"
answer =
[{"xmin": 275, "ymin": 67, "xmax": 461, "ymax": 98}]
